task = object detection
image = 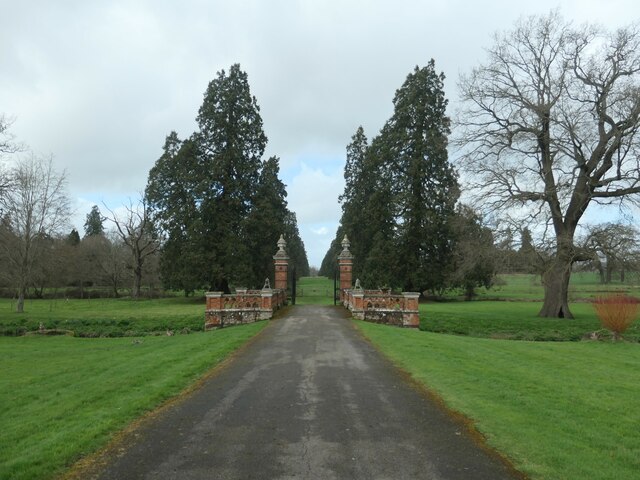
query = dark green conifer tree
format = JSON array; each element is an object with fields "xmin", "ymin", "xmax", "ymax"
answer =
[
  {"xmin": 386, "ymin": 61, "xmax": 458, "ymax": 293},
  {"xmin": 84, "ymin": 205, "xmax": 105, "ymax": 237},
  {"xmin": 67, "ymin": 228, "xmax": 81, "ymax": 246},
  {"xmin": 283, "ymin": 211, "xmax": 310, "ymax": 279},
  {"xmin": 322, "ymin": 61, "xmax": 458, "ymax": 293},
  {"xmin": 146, "ymin": 132, "xmax": 201, "ymax": 294},
  {"xmin": 146, "ymin": 65, "xmax": 308, "ymax": 293},
  {"xmin": 243, "ymin": 156, "xmax": 289, "ymax": 287},
  {"xmin": 195, "ymin": 64, "xmax": 267, "ymax": 292},
  {"xmin": 319, "ymin": 226, "xmax": 344, "ymax": 279}
]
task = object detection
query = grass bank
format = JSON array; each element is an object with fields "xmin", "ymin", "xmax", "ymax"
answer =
[
  {"xmin": 420, "ymin": 301, "xmax": 640, "ymax": 342},
  {"xmin": 356, "ymin": 321, "xmax": 640, "ymax": 480},
  {"xmin": 0, "ymin": 322, "xmax": 266, "ymax": 480},
  {"xmin": 0, "ymin": 296, "xmax": 204, "ymax": 336}
]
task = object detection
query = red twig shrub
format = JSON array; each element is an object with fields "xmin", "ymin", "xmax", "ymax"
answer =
[{"xmin": 592, "ymin": 294, "xmax": 640, "ymax": 341}]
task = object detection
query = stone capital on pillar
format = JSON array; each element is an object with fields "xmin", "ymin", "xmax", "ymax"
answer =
[
  {"xmin": 273, "ymin": 234, "xmax": 289, "ymax": 291},
  {"xmin": 338, "ymin": 235, "xmax": 354, "ymax": 300}
]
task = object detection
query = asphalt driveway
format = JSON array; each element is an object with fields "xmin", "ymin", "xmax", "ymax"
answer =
[{"xmin": 94, "ymin": 305, "xmax": 521, "ymax": 480}]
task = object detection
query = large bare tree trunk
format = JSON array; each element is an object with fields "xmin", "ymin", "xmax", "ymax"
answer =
[{"xmin": 539, "ymin": 246, "xmax": 574, "ymax": 319}]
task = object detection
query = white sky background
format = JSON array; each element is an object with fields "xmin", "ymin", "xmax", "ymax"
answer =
[{"xmin": 1, "ymin": 0, "xmax": 639, "ymax": 267}]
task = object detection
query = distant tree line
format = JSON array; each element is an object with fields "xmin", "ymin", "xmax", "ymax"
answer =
[{"xmin": 494, "ymin": 223, "xmax": 640, "ymax": 285}]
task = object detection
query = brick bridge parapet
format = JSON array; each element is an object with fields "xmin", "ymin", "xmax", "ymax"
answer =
[
  {"xmin": 343, "ymin": 286, "xmax": 420, "ymax": 328},
  {"xmin": 205, "ymin": 287, "xmax": 287, "ymax": 330},
  {"xmin": 338, "ymin": 234, "xmax": 420, "ymax": 328},
  {"xmin": 204, "ymin": 236, "xmax": 289, "ymax": 330}
]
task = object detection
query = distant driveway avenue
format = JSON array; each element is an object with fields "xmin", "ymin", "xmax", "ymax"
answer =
[{"xmin": 94, "ymin": 305, "xmax": 521, "ymax": 480}]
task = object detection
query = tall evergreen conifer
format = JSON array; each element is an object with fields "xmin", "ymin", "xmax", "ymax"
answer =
[
  {"xmin": 147, "ymin": 65, "xmax": 307, "ymax": 294},
  {"xmin": 324, "ymin": 61, "xmax": 458, "ymax": 293},
  {"xmin": 387, "ymin": 61, "xmax": 459, "ymax": 292}
]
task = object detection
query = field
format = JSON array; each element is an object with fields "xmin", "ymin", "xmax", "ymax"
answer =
[
  {"xmin": 295, "ymin": 274, "xmax": 640, "ymax": 341},
  {"xmin": 421, "ymin": 301, "xmax": 640, "ymax": 341},
  {"xmin": 299, "ymin": 274, "xmax": 640, "ymax": 478},
  {"xmin": 0, "ymin": 296, "xmax": 205, "ymax": 336},
  {"xmin": 295, "ymin": 276, "xmax": 337, "ymax": 305},
  {"xmin": 472, "ymin": 272, "xmax": 640, "ymax": 301},
  {"xmin": 356, "ymin": 322, "xmax": 640, "ymax": 480},
  {"xmin": 1, "ymin": 274, "xmax": 639, "ymax": 479},
  {"xmin": 0, "ymin": 323, "xmax": 266, "ymax": 480}
]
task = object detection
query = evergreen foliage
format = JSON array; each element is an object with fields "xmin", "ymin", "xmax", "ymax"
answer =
[
  {"xmin": 146, "ymin": 64, "xmax": 307, "ymax": 293},
  {"xmin": 446, "ymin": 205, "xmax": 496, "ymax": 300},
  {"xmin": 283, "ymin": 211, "xmax": 310, "ymax": 278},
  {"xmin": 319, "ymin": 226, "xmax": 344, "ymax": 279},
  {"xmin": 83, "ymin": 205, "xmax": 105, "ymax": 237},
  {"xmin": 67, "ymin": 229, "xmax": 81, "ymax": 246},
  {"xmin": 325, "ymin": 61, "xmax": 460, "ymax": 294}
]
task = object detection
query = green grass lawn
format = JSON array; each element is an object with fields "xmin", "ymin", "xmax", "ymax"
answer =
[
  {"xmin": 471, "ymin": 272, "xmax": 640, "ymax": 301},
  {"xmin": 3, "ymin": 273, "xmax": 638, "ymax": 479},
  {"xmin": 0, "ymin": 296, "xmax": 205, "ymax": 336},
  {"xmin": 420, "ymin": 301, "xmax": 640, "ymax": 342},
  {"xmin": 356, "ymin": 321, "xmax": 640, "ymax": 480},
  {"xmin": 0, "ymin": 322, "xmax": 266, "ymax": 480},
  {"xmin": 295, "ymin": 276, "xmax": 335, "ymax": 305}
]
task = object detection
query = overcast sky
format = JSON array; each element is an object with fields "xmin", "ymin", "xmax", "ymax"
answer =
[{"xmin": 1, "ymin": 0, "xmax": 639, "ymax": 266}]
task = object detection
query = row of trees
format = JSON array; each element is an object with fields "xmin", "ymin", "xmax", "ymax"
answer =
[
  {"xmin": 320, "ymin": 61, "xmax": 496, "ymax": 299},
  {"xmin": 0, "ymin": 152, "xmax": 162, "ymax": 311},
  {"xmin": 2, "ymin": 203, "xmax": 160, "ymax": 302},
  {"xmin": 145, "ymin": 64, "xmax": 309, "ymax": 294},
  {"xmin": 322, "ymin": 12, "xmax": 640, "ymax": 316},
  {"xmin": 2, "ymin": 64, "xmax": 309, "ymax": 310},
  {"xmin": 1, "ymin": 115, "xmax": 165, "ymax": 310}
]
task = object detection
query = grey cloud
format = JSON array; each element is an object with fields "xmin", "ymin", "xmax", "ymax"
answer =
[{"xmin": 2, "ymin": 0, "xmax": 639, "ymax": 265}]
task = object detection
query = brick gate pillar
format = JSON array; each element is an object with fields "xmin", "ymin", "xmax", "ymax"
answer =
[
  {"xmin": 338, "ymin": 235, "xmax": 354, "ymax": 301},
  {"xmin": 273, "ymin": 234, "xmax": 289, "ymax": 291}
]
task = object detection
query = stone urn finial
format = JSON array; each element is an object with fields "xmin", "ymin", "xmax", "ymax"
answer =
[
  {"xmin": 277, "ymin": 234, "xmax": 287, "ymax": 252},
  {"xmin": 339, "ymin": 234, "xmax": 353, "ymax": 259},
  {"xmin": 274, "ymin": 234, "xmax": 289, "ymax": 259},
  {"xmin": 341, "ymin": 234, "xmax": 350, "ymax": 251}
]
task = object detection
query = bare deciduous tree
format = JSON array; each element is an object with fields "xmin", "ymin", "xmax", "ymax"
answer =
[
  {"xmin": 105, "ymin": 197, "xmax": 160, "ymax": 299},
  {"xmin": 457, "ymin": 11, "xmax": 640, "ymax": 318},
  {"xmin": 581, "ymin": 223, "xmax": 640, "ymax": 283},
  {"xmin": 0, "ymin": 154, "xmax": 70, "ymax": 312},
  {"xmin": 0, "ymin": 114, "xmax": 24, "ymax": 197}
]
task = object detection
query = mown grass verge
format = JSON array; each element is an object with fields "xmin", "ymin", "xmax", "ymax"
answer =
[
  {"xmin": 356, "ymin": 321, "xmax": 640, "ymax": 480},
  {"xmin": 0, "ymin": 322, "xmax": 266, "ymax": 480}
]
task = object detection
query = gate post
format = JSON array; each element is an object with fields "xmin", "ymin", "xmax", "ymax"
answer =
[
  {"xmin": 338, "ymin": 235, "xmax": 354, "ymax": 302},
  {"xmin": 273, "ymin": 234, "xmax": 289, "ymax": 292}
]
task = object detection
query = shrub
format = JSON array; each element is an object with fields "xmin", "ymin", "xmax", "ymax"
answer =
[{"xmin": 592, "ymin": 294, "xmax": 640, "ymax": 341}]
